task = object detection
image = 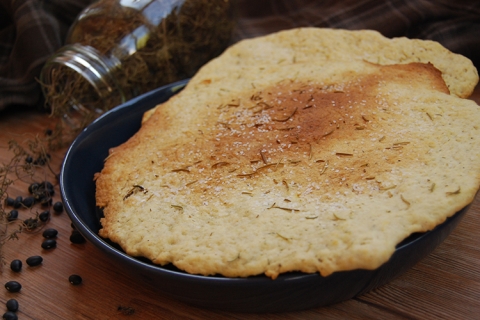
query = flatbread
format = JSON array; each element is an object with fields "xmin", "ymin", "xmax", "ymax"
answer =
[{"xmin": 95, "ymin": 28, "xmax": 480, "ymax": 279}]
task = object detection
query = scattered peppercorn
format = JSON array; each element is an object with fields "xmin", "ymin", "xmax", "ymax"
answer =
[
  {"xmin": 28, "ymin": 182, "xmax": 40, "ymax": 194},
  {"xmin": 6, "ymin": 299, "xmax": 19, "ymax": 312},
  {"xmin": 70, "ymin": 230, "xmax": 86, "ymax": 244},
  {"xmin": 45, "ymin": 128, "xmax": 53, "ymax": 136},
  {"xmin": 53, "ymin": 201, "xmax": 64, "ymax": 214},
  {"xmin": 31, "ymin": 181, "xmax": 55, "ymax": 205},
  {"xmin": 41, "ymin": 239, "xmax": 57, "ymax": 250},
  {"xmin": 21, "ymin": 196, "xmax": 35, "ymax": 208},
  {"xmin": 2, "ymin": 311, "xmax": 18, "ymax": 320},
  {"xmin": 4, "ymin": 197, "xmax": 15, "ymax": 207},
  {"xmin": 7, "ymin": 210, "xmax": 18, "ymax": 222},
  {"xmin": 39, "ymin": 181, "xmax": 54, "ymax": 195},
  {"xmin": 68, "ymin": 274, "xmax": 82, "ymax": 285},
  {"xmin": 25, "ymin": 155, "xmax": 33, "ymax": 164},
  {"xmin": 33, "ymin": 153, "xmax": 51, "ymax": 166},
  {"xmin": 9, "ymin": 260, "xmax": 22, "ymax": 273},
  {"xmin": 39, "ymin": 210, "xmax": 50, "ymax": 222},
  {"xmin": 42, "ymin": 228, "xmax": 58, "ymax": 239},
  {"xmin": 4, "ymin": 281, "xmax": 21, "ymax": 293},
  {"xmin": 26, "ymin": 256, "xmax": 43, "ymax": 267},
  {"xmin": 13, "ymin": 196, "xmax": 22, "ymax": 209}
]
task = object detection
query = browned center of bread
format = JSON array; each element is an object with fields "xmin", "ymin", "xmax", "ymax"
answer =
[{"xmin": 135, "ymin": 63, "xmax": 448, "ymax": 204}]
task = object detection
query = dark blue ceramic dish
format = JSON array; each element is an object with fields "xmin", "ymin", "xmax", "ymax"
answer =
[{"xmin": 60, "ymin": 79, "xmax": 468, "ymax": 313}]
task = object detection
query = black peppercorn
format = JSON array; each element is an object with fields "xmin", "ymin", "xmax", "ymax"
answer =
[
  {"xmin": 28, "ymin": 182, "xmax": 40, "ymax": 194},
  {"xmin": 42, "ymin": 228, "xmax": 58, "ymax": 238},
  {"xmin": 53, "ymin": 201, "xmax": 64, "ymax": 214},
  {"xmin": 41, "ymin": 239, "xmax": 57, "ymax": 250},
  {"xmin": 70, "ymin": 230, "xmax": 86, "ymax": 244},
  {"xmin": 68, "ymin": 274, "xmax": 82, "ymax": 285},
  {"xmin": 26, "ymin": 255, "xmax": 43, "ymax": 267},
  {"xmin": 32, "ymin": 181, "xmax": 55, "ymax": 205},
  {"xmin": 33, "ymin": 153, "xmax": 50, "ymax": 166},
  {"xmin": 39, "ymin": 181, "xmax": 54, "ymax": 195},
  {"xmin": 9, "ymin": 260, "xmax": 22, "ymax": 273},
  {"xmin": 25, "ymin": 155, "xmax": 33, "ymax": 164},
  {"xmin": 4, "ymin": 197, "xmax": 15, "ymax": 207},
  {"xmin": 2, "ymin": 311, "xmax": 18, "ymax": 320},
  {"xmin": 6, "ymin": 299, "xmax": 19, "ymax": 312},
  {"xmin": 7, "ymin": 210, "xmax": 18, "ymax": 222},
  {"xmin": 4, "ymin": 281, "xmax": 21, "ymax": 293},
  {"xmin": 13, "ymin": 196, "xmax": 22, "ymax": 209},
  {"xmin": 39, "ymin": 210, "xmax": 50, "ymax": 222},
  {"xmin": 21, "ymin": 196, "xmax": 35, "ymax": 208}
]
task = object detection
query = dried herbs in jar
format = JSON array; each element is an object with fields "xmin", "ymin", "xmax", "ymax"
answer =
[{"xmin": 40, "ymin": 0, "xmax": 236, "ymax": 128}]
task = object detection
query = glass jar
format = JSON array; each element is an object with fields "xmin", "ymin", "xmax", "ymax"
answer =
[{"xmin": 40, "ymin": 0, "xmax": 236, "ymax": 127}]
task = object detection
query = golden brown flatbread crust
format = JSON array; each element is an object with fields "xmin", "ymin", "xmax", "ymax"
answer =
[{"xmin": 95, "ymin": 28, "xmax": 480, "ymax": 279}]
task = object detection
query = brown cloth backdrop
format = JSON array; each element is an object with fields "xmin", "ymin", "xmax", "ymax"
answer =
[
  {"xmin": 1, "ymin": 0, "xmax": 479, "ymax": 112},
  {"xmin": 0, "ymin": 0, "xmax": 94, "ymax": 111}
]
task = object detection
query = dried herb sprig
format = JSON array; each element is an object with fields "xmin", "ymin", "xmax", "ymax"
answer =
[{"xmin": 0, "ymin": 134, "xmax": 61, "ymax": 266}]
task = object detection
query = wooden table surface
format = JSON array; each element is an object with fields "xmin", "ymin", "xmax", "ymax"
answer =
[{"xmin": 1, "ymin": 85, "xmax": 480, "ymax": 320}]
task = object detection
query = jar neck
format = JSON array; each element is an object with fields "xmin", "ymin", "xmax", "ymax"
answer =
[{"xmin": 40, "ymin": 43, "xmax": 125, "ymax": 117}]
